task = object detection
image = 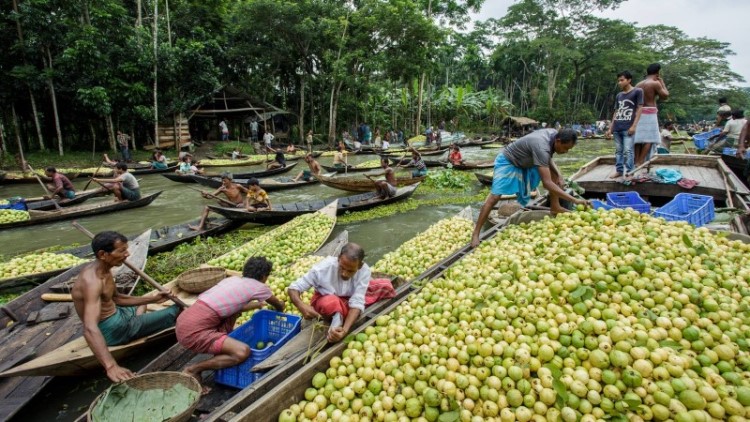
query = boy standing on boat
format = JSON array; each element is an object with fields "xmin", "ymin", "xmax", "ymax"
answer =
[
  {"xmin": 176, "ymin": 257, "xmax": 285, "ymax": 393},
  {"xmin": 605, "ymin": 70, "xmax": 643, "ymax": 178},
  {"xmin": 72, "ymin": 231, "xmax": 178, "ymax": 382},
  {"xmin": 288, "ymin": 243, "xmax": 394, "ymax": 343},
  {"xmin": 470, "ymin": 128, "xmax": 590, "ymax": 248},
  {"xmin": 634, "ymin": 63, "xmax": 669, "ymax": 166}
]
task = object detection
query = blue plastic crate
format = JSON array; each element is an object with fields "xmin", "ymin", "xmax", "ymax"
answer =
[
  {"xmin": 653, "ymin": 193, "xmax": 714, "ymax": 227},
  {"xmin": 214, "ymin": 310, "xmax": 301, "ymax": 389},
  {"xmin": 591, "ymin": 200, "xmax": 614, "ymax": 211},
  {"xmin": 692, "ymin": 128, "xmax": 721, "ymax": 150},
  {"xmin": 722, "ymin": 148, "xmax": 750, "ymax": 159},
  {"xmin": 606, "ymin": 192, "xmax": 651, "ymax": 214}
]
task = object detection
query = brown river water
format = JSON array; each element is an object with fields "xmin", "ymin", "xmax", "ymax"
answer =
[{"xmin": 3, "ymin": 139, "xmax": 615, "ymax": 421}]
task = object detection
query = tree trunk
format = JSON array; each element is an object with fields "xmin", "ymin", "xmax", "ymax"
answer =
[
  {"xmin": 416, "ymin": 72, "xmax": 425, "ymax": 135},
  {"xmin": 44, "ymin": 46, "xmax": 64, "ymax": 156},
  {"xmin": 153, "ymin": 0, "xmax": 159, "ymax": 147},
  {"xmin": 106, "ymin": 114, "xmax": 115, "ymax": 150},
  {"xmin": 136, "ymin": 0, "xmax": 142, "ymax": 27},
  {"xmin": 28, "ymin": 89, "xmax": 45, "ymax": 151},
  {"xmin": 11, "ymin": 104, "xmax": 26, "ymax": 169},
  {"xmin": 299, "ymin": 76, "xmax": 305, "ymax": 144},
  {"xmin": 89, "ymin": 121, "xmax": 97, "ymax": 159},
  {"xmin": 0, "ymin": 121, "xmax": 7, "ymax": 159}
]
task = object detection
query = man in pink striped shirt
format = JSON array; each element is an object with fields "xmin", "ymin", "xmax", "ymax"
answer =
[{"xmin": 175, "ymin": 257, "xmax": 284, "ymax": 393}]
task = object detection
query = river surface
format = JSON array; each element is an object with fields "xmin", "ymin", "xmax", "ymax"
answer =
[{"xmin": 6, "ymin": 139, "xmax": 615, "ymax": 421}]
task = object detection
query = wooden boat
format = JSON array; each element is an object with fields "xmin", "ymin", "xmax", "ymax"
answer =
[
  {"xmin": 447, "ymin": 160, "xmax": 494, "ymax": 170},
  {"xmin": 387, "ymin": 157, "xmax": 445, "ymax": 167},
  {"xmin": 165, "ymin": 163, "xmax": 299, "ymax": 184},
  {"xmin": 0, "ymin": 244, "xmax": 95, "ymax": 292},
  {"xmin": 0, "ymin": 206, "xmax": 339, "ymax": 381},
  {"xmin": 199, "ymin": 157, "xmax": 266, "ymax": 167},
  {"xmin": 207, "ymin": 184, "xmax": 420, "ymax": 225},
  {"xmin": 263, "ymin": 151, "xmax": 323, "ymax": 162},
  {"xmin": 315, "ymin": 173, "xmax": 424, "ymax": 192},
  {"xmin": 0, "ymin": 191, "xmax": 162, "ymax": 231},
  {"xmin": 130, "ymin": 164, "xmax": 179, "ymax": 175},
  {"xmin": 162, "ymin": 172, "xmax": 197, "ymax": 183},
  {"xmin": 320, "ymin": 163, "xmax": 382, "ymax": 173},
  {"xmin": 23, "ymin": 188, "xmax": 105, "ymax": 211},
  {"xmin": 197, "ymin": 209, "xmax": 509, "ymax": 422},
  {"xmin": 190, "ymin": 172, "xmax": 323, "ymax": 191},
  {"xmin": 475, "ymin": 172, "xmax": 492, "ymax": 185},
  {"xmin": 147, "ymin": 217, "xmax": 242, "ymax": 255},
  {"xmin": 720, "ymin": 153, "xmax": 749, "ymax": 188},
  {"xmin": 0, "ymin": 171, "xmax": 81, "ymax": 185},
  {"xmin": 0, "ymin": 230, "xmax": 150, "ymax": 422},
  {"xmin": 569, "ymin": 155, "xmax": 750, "ymax": 211}
]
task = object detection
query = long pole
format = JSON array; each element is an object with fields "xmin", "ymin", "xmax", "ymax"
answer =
[
  {"xmin": 153, "ymin": 0, "xmax": 159, "ymax": 148},
  {"xmin": 28, "ymin": 165, "xmax": 62, "ymax": 211},
  {"xmin": 72, "ymin": 221, "xmax": 189, "ymax": 309}
]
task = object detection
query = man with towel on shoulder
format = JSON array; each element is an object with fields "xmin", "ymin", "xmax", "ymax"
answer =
[
  {"xmin": 287, "ymin": 243, "xmax": 395, "ymax": 343},
  {"xmin": 634, "ymin": 63, "xmax": 670, "ymax": 166}
]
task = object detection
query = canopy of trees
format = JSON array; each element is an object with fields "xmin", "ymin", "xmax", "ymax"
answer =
[{"xmin": 0, "ymin": 0, "xmax": 746, "ymax": 156}]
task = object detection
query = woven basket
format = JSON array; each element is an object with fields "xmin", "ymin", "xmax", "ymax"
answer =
[
  {"xmin": 87, "ymin": 371, "xmax": 201, "ymax": 422},
  {"xmin": 176, "ymin": 266, "xmax": 226, "ymax": 293}
]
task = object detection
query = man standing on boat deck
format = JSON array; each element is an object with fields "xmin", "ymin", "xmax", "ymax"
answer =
[
  {"xmin": 176, "ymin": 257, "xmax": 285, "ymax": 393},
  {"xmin": 190, "ymin": 173, "xmax": 246, "ymax": 231},
  {"xmin": 72, "ymin": 231, "xmax": 179, "ymax": 382},
  {"xmin": 44, "ymin": 167, "xmax": 76, "ymax": 200},
  {"xmin": 116, "ymin": 130, "xmax": 131, "ymax": 162},
  {"xmin": 92, "ymin": 162, "xmax": 141, "ymax": 202},
  {"xmin": 288, "ymin": 243, "xmax": 394, "ymax": 343},
  {"xmin": 470, "ymin": 128, "xmax": 590, "ymax": 249},
  {"xmin": 634, "ymin": 63, "xmax": 669, "ymax": 166},
  {"xmin": 605, "ymin": 70, "xmax": 643, "ymax": 178}
]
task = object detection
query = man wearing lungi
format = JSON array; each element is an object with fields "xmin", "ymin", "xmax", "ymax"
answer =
[
  {"xmin": 176, "ymin": 256, "xmax": 284, "ymax": 393},
  {"xmin": 288, "ymin": 243, "xmax": 395, "ymax": 343},
  {"xmin": 72, "ymin": 231, "xmax": 179, "ymax": 382},
  {"xmin": 634, "ymin": 63, "xmax": 670, "ymax": 166},
  {"xmin": 470, "ymin": 128, "xmax": 590, "ymax": 248}
]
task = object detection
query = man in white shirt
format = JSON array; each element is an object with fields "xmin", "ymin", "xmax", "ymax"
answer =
[
  {"xmin": 709, "ymin": 109, "xmax": 747, "ymax": 153},
  {"xmin": 263, "ymin": 130, "xmax": 275, "ymax": 152},
  {"xmin": 288, "ymin": 243, "xmax": 393, "ymax": 342},
  {"xmin": 660, "ymin": 122, "xmax": 674, "ymax": 151}
]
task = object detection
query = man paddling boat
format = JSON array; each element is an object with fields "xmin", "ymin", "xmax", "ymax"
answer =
[
  {"xmin": 176, "ymin": 257, "xmax": 284, "ymax": 394},
  {"xmin": 287, "ymin": 243, "xmax": 394, "ymax": 343},
  {"xmin": 470, "ymin": 128, "xmax": 590, "ymax": 248},
  {"xmin": 71, "ymin": 231, "xmax": 179, "ymax": 382},
  {"xmin": 367, "ymin": 158, "xmax": 398, "ymax": 199},
  {"xmin": 190, "ymin": 173, "xmax": 247, "ymax": 231},
  {"xmin": 92, "ymin": 162, "xmax": 141, "ymax": 202},
  {"xmin": 293, "ymin": 153, "xmax": 322, "ymax": 182},
  {"xmin": 44, "ymin": 166, "xmax": 76, "ymax": 200}
]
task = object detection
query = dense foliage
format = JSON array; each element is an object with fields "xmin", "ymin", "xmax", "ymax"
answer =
[{"xmin": 0, "ymin": 0, "xmax": 746, "ymax": 159}]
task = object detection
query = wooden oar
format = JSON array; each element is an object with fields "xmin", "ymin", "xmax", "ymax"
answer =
[
  {"xmin": 27, "ymin": 165, "xmax": 62, "ymax": 211},
  {"xmin": 82, "ymin": 163, "xmax": 104, "ymax": 190},
  {"xmin": 72, "ymin": 221, "xmax": 190, "ymax": 309},
  {"xmin": 720, "ymin": 168, "xmax": 735, "ymax": 209},
  {"xmin": 188, "ymin": 187, "xmax": 237, "ymax": 208}
]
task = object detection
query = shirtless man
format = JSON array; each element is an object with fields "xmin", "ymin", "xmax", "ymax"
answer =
[
  {"xmin": 366, "ymin": 158, "xmax": 398, "ymax": 199},
  {"xmin": 293, "ymin": 154, "xmax": 322, "ymax": 182},
  {"xmin": 72, "ymin": 231, "xmax": 178, "ymax": 382},
  {"xmin": 190, "ymin": 173, "xmax": 246, "ymax": 231},
  {"xmin": 634, "ymin": 63, "xmax": 669, "ymax": 166}
]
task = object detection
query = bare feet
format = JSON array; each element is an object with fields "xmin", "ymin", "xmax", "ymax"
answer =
[
  {"xmin": 609, "ymin": 172, "xmax": 622, "ymax": 179},
  {"xmin": 470, "ymin": 235, "xmax": 480, "ymax": 249},
  {"xmin": 188, "ymin": 224, "xmax": 203, "ymax": 232},
  {"xmin": 183, "ymin": 369, "xmax": 211, "ymax": 395}
]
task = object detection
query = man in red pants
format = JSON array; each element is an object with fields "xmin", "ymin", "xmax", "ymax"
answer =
[{"xmin": 288, "ymin": 243, "xmax": 394, "ymax": 342}]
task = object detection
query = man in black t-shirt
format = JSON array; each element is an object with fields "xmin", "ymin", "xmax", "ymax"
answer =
[{"xmin": 606, "ymin": 70, "xmax": 643, "ymax": 178}]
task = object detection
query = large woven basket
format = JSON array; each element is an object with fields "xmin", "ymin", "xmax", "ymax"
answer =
[
  {"xmin": 87, "ymin": 371, "xmax": 201, "ymax": 422},
  {"xmin": 176, "ymin": 266, "xmax": 226, "ymax": 293}
]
